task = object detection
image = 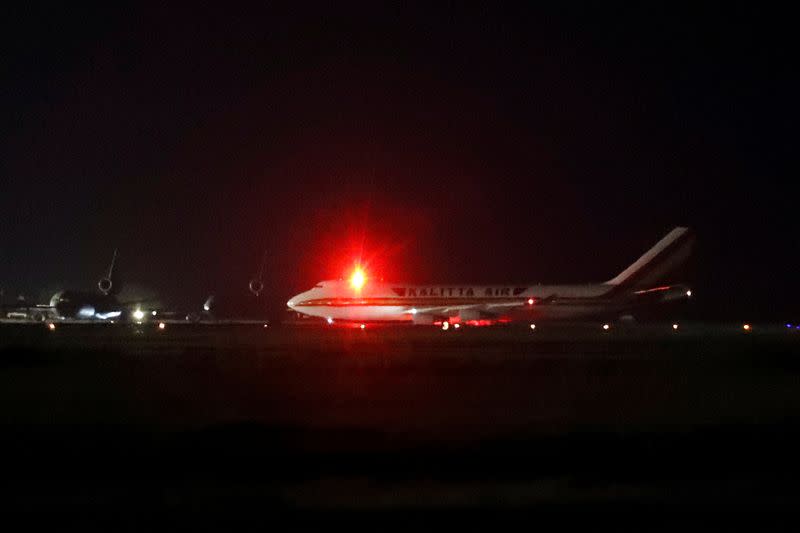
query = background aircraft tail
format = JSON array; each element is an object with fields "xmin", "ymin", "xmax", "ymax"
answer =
[
  {"xmin": 97, "ymin": 249, "xmax": 121, "ymax": 296},
  {"xmin": 605, "ymin": 227, "xmax": 694, "ymax": 288}
]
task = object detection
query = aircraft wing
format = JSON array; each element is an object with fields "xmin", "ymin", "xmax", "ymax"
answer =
[
  {"xmin": 632, "ymin": 284, "xmax": 691, "ymax": 303},
  {"xmin": 410, "ymin": 298, "xmax": 531, "ymax": 318},
  {"xmin": 1, "ymin": 303, "xmax": 56, "ymax": 322},
  {"xmin": 117, "ymin": 298, "xmax": 165, "ymax": 310}
]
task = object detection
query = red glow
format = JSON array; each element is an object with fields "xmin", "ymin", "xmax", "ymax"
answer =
[
  {"xmin": 463, "ymin": 318, "xmax": 512, "ymax": 327},
  {"xmin": 433, "ymin": 316, "xmax": 512, "ymax": 328},
  {"xmin": 633, "ymin": 285, "xmax": 672, "ymax": 295},
  {"xmin": 349, "ymin": 266, "xmax": 367, "ymax": 290},
  {"xmin": 298, "ymin": 198, "xmax": 436, "ymax": 291}
]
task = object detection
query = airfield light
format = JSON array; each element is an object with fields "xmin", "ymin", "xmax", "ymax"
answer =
[
  {"xmin": 686, "ymin": 290, "xmax": 692, "ymax": 297},
  {"xmin": 530, "ymin": 323, "xmax": 536, "ymax": 330},
  {"xmin": 350, "ymin": 267, "xmax": 366, "ymax": 290},
  {"xmin": 132, "ymin": 309, "xmax": 145, "ymax": 321},
  {"xmin": 787, "ymin": 324, "xmax": 793, "ymax": 329},
  {"xmin": 152, "ymin": 310, "xmax": 157, "ymax": 316},
  {"xmin": 327, "ymin": 317, "xmax": 334, "ymax": 325},
  {"xmin": 47, "ymin": 323, "xmax": 56, "ymax": 331},
  {"xmin": 203, "ymin": 303, "xmax": 211, "ymax": 311},
  {"xmin": 602, "ymin": 323, "xmax": 610, "ymax": 331},
  {"xmin": 527, "ymin": 298, "xmax": 534, "ymax": 305},
  {"xmin": 263, "ymin": 323, "xmax": 268, "ymax": 328},
  {"xmin": 672, "ymin": 323, "xmax": 679, "ymax": 330},
  {"xmin": 442, "ymin": 321, "xmax": 450, "ymax": 331},
  {"xmin": 743, "ymin": 324, "xmax": 751, "ymax": 331},
  {"xmin": 360, "ymin": 323, "xmax": 366, "ymax": 330},
  {"xmin": 158, "ymin": 322, "xmax": 166, "ymax": 330},
  {"xmin": 410, "ymin": 308, "xmax": 418, "ymax": 315},
  {"xmin": 453, "ymin": 323, "xmax": 460, "ymax": 329}
]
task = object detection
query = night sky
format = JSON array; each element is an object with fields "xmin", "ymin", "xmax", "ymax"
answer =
[{"xmin": 1, "ymin": 4, "xmax": 795, "ymax": 319}]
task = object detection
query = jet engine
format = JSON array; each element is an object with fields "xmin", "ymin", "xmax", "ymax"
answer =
[
  {"xmin": 98, "ymin": 278, "xmax": 113, "ymax": 295},
  {"xmin": 249, "ymin": 279, "xmax": 264, "ymax": 296}
]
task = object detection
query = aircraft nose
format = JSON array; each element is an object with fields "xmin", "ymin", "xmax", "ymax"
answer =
[{"xmin": 287, "ymin": 288, "xmax": 316, "ymax": 310}]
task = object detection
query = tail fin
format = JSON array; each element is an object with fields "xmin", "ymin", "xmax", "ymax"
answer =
[
  {"xmin": 606, "ymin": 227, "xmax": 694, "ymax": 288},
  {"xmin": 97, "ymin": 249, "xmax": 121, "ymax": 296}
]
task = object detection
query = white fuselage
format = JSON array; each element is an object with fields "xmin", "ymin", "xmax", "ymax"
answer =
[
  {"xmin": 286, "ymin": 227, "xmax": 694, "ymax": 324},
  {"xmin": 287, "ymin": 279, "xmax": 635, "ymax": 323}
]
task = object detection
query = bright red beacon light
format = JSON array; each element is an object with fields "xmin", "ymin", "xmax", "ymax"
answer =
[{"xmin": 349, "ymin": 266, "xmax": 366, "ymax": 290}]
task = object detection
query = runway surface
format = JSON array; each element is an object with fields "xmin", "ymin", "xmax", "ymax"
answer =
[{"xmin": 1, "ymin": 322, "xmax": 799, "ymax": 524}]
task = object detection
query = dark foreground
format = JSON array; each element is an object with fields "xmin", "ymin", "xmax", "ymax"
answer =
[{"xmin": 1, "ymin": 322, "xmax": 799, "ymax": 527}]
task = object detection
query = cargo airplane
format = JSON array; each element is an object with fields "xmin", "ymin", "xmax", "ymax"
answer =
[
  {"xmin": 287, "ymin": 227, "xmax": 694, "ymax": 325},
  {"xmin": 1, "ymin": 250, "xmax": 154, "ymax": 322},
  {"xmin": 1, "ymin": 250, "xmax": 271, "ymax": 326}
]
